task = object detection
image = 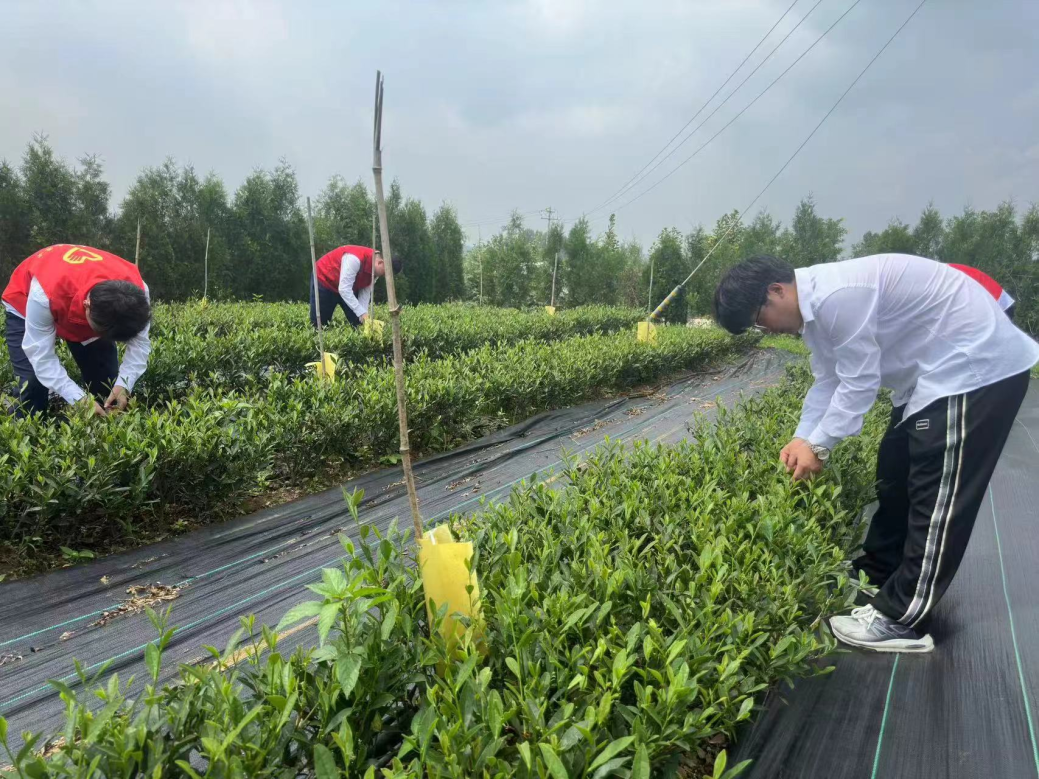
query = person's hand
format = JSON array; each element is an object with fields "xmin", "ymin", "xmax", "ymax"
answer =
[
  {"xmin": 359, "ymin": 313, "xmax": 369, "ymax": 324},
  {"xmin": 104, "ymin": 386, "xmax": 129, "ymax": 414},
  {"xmin": 77, "ymin": 395, "xmax": 107, "ymax": 418},
  {"xmin": 780, "ymin": 437, "xmax": 823, "ymax": 481}
]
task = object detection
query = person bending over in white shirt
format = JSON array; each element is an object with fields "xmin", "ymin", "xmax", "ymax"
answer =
[
  {"xmin": 3, "ymin": 244, "xmax": 152, "ymax": 419},
  {"xmin": 714, "ymin": 253, "xmax": 1039, "ymax": 654}
]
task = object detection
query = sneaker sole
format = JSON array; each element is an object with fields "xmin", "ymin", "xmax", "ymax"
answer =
[{"xmin": 830, "ymin": 618, "xmax": 935, "ymax": 654}]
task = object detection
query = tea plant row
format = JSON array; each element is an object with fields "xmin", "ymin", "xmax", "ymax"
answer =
[
  {"xmin": 0, "ymin": 326, "xmax": 747, "ymax": 567},
  {"xmin": 0, "ymin": 363, "xmax": 888, "ymax": 778},
  {"xmin": 1, "ymin": 303, "xmax": 647, "ymax": 402}
]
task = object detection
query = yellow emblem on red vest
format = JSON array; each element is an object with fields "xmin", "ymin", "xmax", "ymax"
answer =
[{"xmin": 62, "ymin": 246, "xmax": 104, "ymax": 265}]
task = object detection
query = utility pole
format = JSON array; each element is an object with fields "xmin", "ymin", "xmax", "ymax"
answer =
[
  {"xmin": 478, "ymin": 226, "xmax": 484, "ymax": 306},
  {"xmin": 647, "ymin": 252, "xmax": 655, "ymax": 317},
  {"xmin": 203, "ymin": 227, "xmax": 211, "ymax": 300},
  {"xmin": 541, "ymin": 207, "xmax": 560, "ymax": 308},
  {"xmin": 134, "ymin": 218, "xmax": 141, "ymax": 266}
]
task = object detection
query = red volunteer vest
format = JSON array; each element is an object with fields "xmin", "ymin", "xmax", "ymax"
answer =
[
  {"xmin": 2, "ymin": 244, "xmax": 145, "ymax": 343},
  {"xmin": 315, "ymin": 246, "xmax": 374, "ymax": 295},
  {"xmin": 949, "ymin": 263, "xmax": 1002, "ymax": 300}
]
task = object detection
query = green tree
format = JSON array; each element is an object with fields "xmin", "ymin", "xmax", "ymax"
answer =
[
  {"xmin": 564, "ymin": 218, "xmax": 597, "ymax": 306},
  {"xmin": 912, "ymin": 204, "xmax": 945, "ymax": 258},
  {"xmin": 781, "ymin": 194, "xmax": 846, "ymax": 266},
  {"xmin": 648, "ymin": 227, "xmax": 688, "ymax": 323},
  {"xmin": 851, "ymin": 218, "xmax": 916, "ymax": 256},
  {"xmin": 315, "ymin": 177, "xmax": 374, "ymax": 251},
  {"xmin": 742, "ymin": 209, "xmax": 784, "ymax": 258},
  {"xmin": 21, "ymin": 135, "xmax": 81, "ymax": 249},
  {"xmin": 687, "ymin": 211, "xmax": 744, "ymax": 317},
  {"xmin": 482, "ymin": 212, "xmax": 538, "ymax": 307},
  {"xmin": 228, "ymin": 161, "xmax": 308, "ymax": 301},
  {"xmin": 0, "ymin": 161, "xmax": 32, "ymax": 278},
  {"xmin": 113, "ymin": 160, "xmax": 231, "ymax": 300},
  {"xmin": 430, "ymin": 204, "xmax": 465, "ymax": 301}
]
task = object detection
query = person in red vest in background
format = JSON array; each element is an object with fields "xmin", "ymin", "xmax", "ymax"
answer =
[
  {"xmin": 311, "ymin": 245, "xmax": 403, "ymax": 329},
  {"xmin": 949, "ymin": 263, "xmax": 1015, "ymax": 321},
  {"xmin": 3, "ymin": 244, "xmax": 152, "ymax": 418}
]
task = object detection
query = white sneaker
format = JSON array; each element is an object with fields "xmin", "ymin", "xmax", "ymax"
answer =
[{"xmin": 830, "ymin": 605, "xmax": 934, "ymax": 653}]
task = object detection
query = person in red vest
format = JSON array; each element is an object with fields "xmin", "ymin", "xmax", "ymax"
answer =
[
  {"xmin": 949, "ymin": 263, "xmax": 1015, "ymax": 320},
  {"xmin": 311, "ymin": 245, "xmax": 402, "ymax": 328},
  {"xmin": 3, "ymin": 244, "xmax": 152, "ymax": 418}
]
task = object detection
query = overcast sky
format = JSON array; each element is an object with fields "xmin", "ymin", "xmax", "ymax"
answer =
[{"xmin": 2, "ymin": 0, "xmax": 1037, "ymax": 249}]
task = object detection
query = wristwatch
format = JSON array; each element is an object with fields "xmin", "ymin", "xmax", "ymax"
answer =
[{"xmin": 809, "ymin": 444, "xmax": 831, "ymax": 463}]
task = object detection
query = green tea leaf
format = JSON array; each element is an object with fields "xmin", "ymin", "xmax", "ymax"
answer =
[
  {"xmin": 588, "ymin": 736, "xmax": 635, "ymax": 772},
  {"xmin": 313, "ymin": 743, "xmax": 338, "ymax": 779},
  {"xmin": 538, "ymin": 743, "xmax": 569, "ymax": 779}
]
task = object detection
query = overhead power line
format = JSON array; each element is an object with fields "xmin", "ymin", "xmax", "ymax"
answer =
[
  {"xmin": 646, "ymin": 0, "xmax": 930, "ymax": 321},
  {"xmin": 585, "ymin": 0, "xmax": 865, "ymax": 227},
  {"xmin": 585, "ymin": 0, "xmax": 804, "ymax": 217}
]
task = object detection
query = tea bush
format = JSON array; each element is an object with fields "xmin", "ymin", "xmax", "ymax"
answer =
[
  {"xmin": 0, "ymin": 363, "xmax": 887, "ymax": 778},
  {"xmin": 0, "ymin": 326, "xmax": 747, "ymax": 561},
  {"xmin": 1, "ymin": 303, "xmax": 646, "ymax": 403}
]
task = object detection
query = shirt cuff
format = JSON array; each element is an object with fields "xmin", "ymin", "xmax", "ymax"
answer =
[
  {"xmin": 806, "ymin": 428, "xmax": 841, "ymax": 451},
  {"xmin": 60, "ymin": 384, "xmax": 87, "ymax": 405}
]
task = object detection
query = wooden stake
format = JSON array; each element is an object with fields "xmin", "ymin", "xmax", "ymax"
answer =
[
  {"xmin": 551, "ymin": 230, "xmax": 560, "ymax": 308},
  {"xmin": 372, "ymin": 70, "xmax": 423, "ymax": 541},
  {"xmin": 203, "ymin": 227, "xmax": 211, "ymax": 300},
  {"xmin": 306, "ymin": 197, "xmax": 326, "ymax": 362},
  {"xmin": 134, "ymin": 218, "xmax": 141, "ymax": 266},
  {"xmin": 647, "ymin": 252, "xmax": 655, "ymax": 318},
  {"xmin": 371, "ymin": 209, "xmax": 379, "ymax": 302}
]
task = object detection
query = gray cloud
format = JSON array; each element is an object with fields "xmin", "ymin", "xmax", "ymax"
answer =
[{"xmin": 2, "ymin": 0, "xmax": 1036, "ymax": 249}]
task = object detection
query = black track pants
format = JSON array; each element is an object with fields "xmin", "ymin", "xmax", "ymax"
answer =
[{"xmin": 858, "ymin": 370, "xmax": 1031, "ymax": 627}]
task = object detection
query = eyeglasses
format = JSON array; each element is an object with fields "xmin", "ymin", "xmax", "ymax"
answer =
[{"xmin": 750, "ymin": 300, "xmax": 769, "ymax": 334}]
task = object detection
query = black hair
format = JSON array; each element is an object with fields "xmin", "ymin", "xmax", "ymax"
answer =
[
  {"xmin": 88, "ymin": 281, "xmax": 151, "ymax": 341},
  {"xmin": 373, "ymin": 251, "xmax": 403, "ymax": 275},
  {"xmin": 713, "ymin": 254, "xmax": 795, "ymax": 334}
]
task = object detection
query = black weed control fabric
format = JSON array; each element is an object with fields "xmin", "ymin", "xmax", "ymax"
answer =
[
  {"xmin": 0, "ymin": 348, "xmax": 794, "ymax": 749},
  {"xmin": 735, "ymin": 380, "xmax": 1039, "ymax": 779}
]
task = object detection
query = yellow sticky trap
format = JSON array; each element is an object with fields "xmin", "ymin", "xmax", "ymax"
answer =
[
  {"xmin": 418, "ymin": 524, "xmax": 485, "ymax": 654},
  {"xmin": 637, "ymin": 321, "xmax": 657, "ymax": 343},
  {"xmin": 544, "ymin": 305, "xmax": 556, "ymax": 316},
  {"xmin": 306, "ymin": 352, "xmax": 338, "ymax": 380},
  {"xmin": 364, "ymin": 318, "xmax": 386, "ymax": 337}
]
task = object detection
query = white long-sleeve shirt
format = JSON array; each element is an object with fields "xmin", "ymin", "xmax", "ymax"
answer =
[
  {"xmin": 794, "ymin": 254, "xmax": 1039, "ymax": 450},
  {"xmin": 3, "ymin": 279, "xmax": 152, "ymax": 405},
  {"xmin": 338, "ymin": 254, "xmax": 372, "ymax": 319}
]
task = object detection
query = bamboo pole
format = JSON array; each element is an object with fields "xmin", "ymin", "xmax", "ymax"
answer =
[
  {"xmin": 551, "ymin": 238, "xmax": 559, "ymax": 308},
  {"xmin": 203, "ymin": 227, "xmax": 211, "ymax": 300},
  {"xmin": 372, "ymin": 71, "xmax": 423, "ymax": 540},
  {"xmin": 647, "ymin": 252, "xmax": 655, "ymax": 317},
  {"xmin": 371, "ymin": 209, "xmax": 379, "ymax": 303},
  {"xmin": 306, "ymin": 197, "xmax": 326, "ymax": 363},
  {"xmin": 134, "ymin": 218, "xmax": 141, "ymax": 266}
]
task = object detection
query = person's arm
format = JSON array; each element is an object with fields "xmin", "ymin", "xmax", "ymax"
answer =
[
  {"xmin": 804, "ymin": 286, "xmax": 882, "ymax": 450},
  {"xmin": 21, "ymin": 280, "xmax": 88, "ymax": 405},
  {"xmin": 357, "ymin": 284, "xmax": 372, "ymax": 315},
  {"xmin": 338, "ymin": 255, "xmax": 368, "ymax": 319},
  {"xmin": 114, "ymin": 284, "xmax": 151, "ymax": 393},
  {"xmin": 793, "ymin": 349, "xmax": 840, "ymax": 442}
]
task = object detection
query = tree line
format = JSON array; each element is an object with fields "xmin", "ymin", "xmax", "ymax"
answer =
[
  {"xmin": 2, "ymin": 135, "xmax": 1036, "ymax": 334},
  {"xmin": 0, "ymin": 136, "xmax": 464, "ymax": 304},
  {"xmin": 473, "ymin": 197, "xmax": 1038, "ymax": 335}
]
